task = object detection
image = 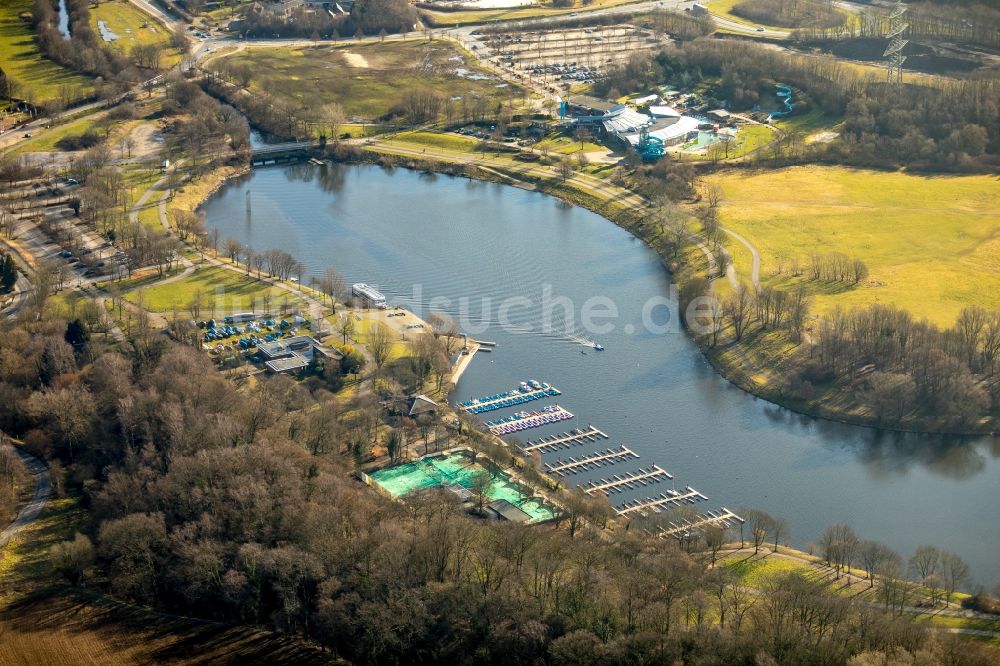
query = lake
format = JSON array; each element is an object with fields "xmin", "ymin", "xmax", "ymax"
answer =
[{"xmin": 201, "ymin": 161, "xmax": 1000, "ymax": 585}]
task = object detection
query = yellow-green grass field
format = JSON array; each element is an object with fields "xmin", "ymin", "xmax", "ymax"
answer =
[
  {"xmin": 705, "ymin": 0, "xmax": 791, "ymax": 29},
  {"xmin": 0, "ymin": 0, "xmax": 93, "ymax": 102},
  {"xmin": 341, "ymin": 315, "xmax": 411, "ymax": 362},
  {"xmin": 88, "ymin": 0, "xmax": 180, "ymax": 67},
  {"xmin": 217, "ymin": 40, "xmax": 522, "ymax": 120},
  {"xmin": 7, "ymin": 111, "xmax": 109, "ymax": 155},
  {"xmin": 383, "ymin": 129, "xmax": 482, "ymax": 153},
  {"xmin": 707, "ymin": 166, "xmax": 1000, "ymax": 326},
  {"xmin": 122, "ymin": 264, "xmax": 307, "ymax": 314},
  {"xmin": 774, "ymin": 107, "xmax": 840, "ymax": 137},
  {"xmin": 535, "ymin": 135, "xmax": 606, "ymax": 155}
]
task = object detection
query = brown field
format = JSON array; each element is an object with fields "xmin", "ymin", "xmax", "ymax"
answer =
[
  {"xmin": 0, "ymin": 589, "xmax": 340, "ymax": 665},
  {"xmin": 217, "ymin": 40, "xmax": 520, "ymax": 120}
]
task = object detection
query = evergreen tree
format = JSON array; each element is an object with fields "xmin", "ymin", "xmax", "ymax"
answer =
[
  {"xmin": 1, "ymin": 254, "xmax": 17, "ymax": 292},
  {"xmin": 65, "ymin": 319, "xmax": 91, "ymax": 353}
]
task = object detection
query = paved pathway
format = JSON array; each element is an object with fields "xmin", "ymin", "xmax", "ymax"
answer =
[
  {"xmin": 723, "ymin": 228, "xmax": 761, "ymax": 288},
  {"xmin": 0, "ymin": 440, "xmax": 51, "ymax": 549}
]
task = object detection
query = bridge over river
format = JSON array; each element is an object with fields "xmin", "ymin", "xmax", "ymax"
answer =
[{"xmin": 250, "ymin": 141, "xmax": 322, "ymax": 166}]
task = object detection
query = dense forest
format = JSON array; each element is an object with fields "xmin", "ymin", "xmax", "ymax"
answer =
[{"xmin": 595, "ymin": 40, "xmax": 999, "ymax": 172}]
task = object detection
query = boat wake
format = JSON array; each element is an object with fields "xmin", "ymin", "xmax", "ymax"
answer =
[{"xmin": 567, "ymin": 334, "xmax": 604, "ymax": 351}]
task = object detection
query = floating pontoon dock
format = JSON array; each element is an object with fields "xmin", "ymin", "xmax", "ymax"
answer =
[
  {"xmin": 544, "ymin": 446, "xmax": 640, "ymax": 476},
  {"xmin": 584, "ymin": 465, "xmax": 673, "ymax": 496},
  {"xmin": 657, "ymin": 508, "xmax": 745, "ymax": 538},
  {"xmin": 519, "ymin": 426, "xmax": 608, "ymax": 454},
  {"xmin": 461, "ymin": 383, "xmax": 561, "ymax": 414},
  {"xmin": 616, "ymin": 486, "xmax": 708, "ymax": 516}
]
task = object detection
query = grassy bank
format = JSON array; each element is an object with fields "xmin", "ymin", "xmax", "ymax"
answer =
[{"xmin": 0, "ymin": 0, "xmax": 93, "ymax": 102}]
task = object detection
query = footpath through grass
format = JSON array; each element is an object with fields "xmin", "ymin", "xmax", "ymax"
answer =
[{"xmin": 708, "ymin": 165, "xmax": 1000, "ymax": 326}]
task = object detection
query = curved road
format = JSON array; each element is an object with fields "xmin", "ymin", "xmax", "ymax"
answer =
[{"xmin": 0, "ymin": 441, "xmax": 51, "ymax": 549}]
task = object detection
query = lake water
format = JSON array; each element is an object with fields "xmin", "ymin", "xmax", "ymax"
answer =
[{"xmin": 201, "ymin": 162, "xmax": 1000, "ymax": 585}]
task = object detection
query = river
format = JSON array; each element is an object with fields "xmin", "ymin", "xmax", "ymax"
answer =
[
  {"xmin": 56, "ymin": 0, "xmax": 71, "ymax": 39},
  {"xmin": 201, "ymin": 161, "xmax": 1000, "ymax": 585}
]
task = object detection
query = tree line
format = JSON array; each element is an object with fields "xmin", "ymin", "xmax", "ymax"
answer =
[{"xmin": 1, "ymin": 311, "xmax": 996, "ymax": 665}]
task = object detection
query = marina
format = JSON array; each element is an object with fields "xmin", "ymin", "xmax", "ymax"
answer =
[
  {"xmin": 584, "ymin": 465, "xmax": 673, "ymax": 495},
  {"xmin": 487, "ymin": 405, "xmax": 574, "ymax": 435},
  {"xmin": 469, "ymin": 373, "xmax": 723, "ymax": 531},
  {"xmin": 544, "ymin": 446, "xmax": 640, "ymax": 476},
  {"xmin": 616, "ymin": 487, "xmax": 709, "ymax": 515},
  {"xmin": 519, "ymin": 426, "xmax": 609, "ymax": 453},
  {"xmin": 461, "ymin": 380, "xmax": 560, "ymax": 414}
]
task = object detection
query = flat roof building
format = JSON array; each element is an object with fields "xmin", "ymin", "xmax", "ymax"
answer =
[
  {"xmin": 489, "ymin": 499, "xmax": 533, "ymax": 523},
  {"xmin": 258, "ymin": 335, "xmax": 341, "ymax": 374},
  {"xmin": 264, "ymin": 356, "xmax": 312, "ymax": 374}
]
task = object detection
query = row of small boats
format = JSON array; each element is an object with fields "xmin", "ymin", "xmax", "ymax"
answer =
[{"xmin": 488, "ymin": 405, "xmax": 573, "ymax": 435}]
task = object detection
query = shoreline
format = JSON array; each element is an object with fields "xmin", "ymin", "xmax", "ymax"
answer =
[
  {"xmin": 191, "ymin": 150, "xmax": 996, "ymax": 438},
  {"xmin": 450, "ymin": 342, "xmax": 480, "ymax": 385}
]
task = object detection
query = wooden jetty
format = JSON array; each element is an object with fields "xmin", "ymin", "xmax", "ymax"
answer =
[
  {"xmin": 658, "ymin": 508, "xmax": 745, "ymax": 538},
  {"xmin": 615, "ymin": 486, "xmax": 708, "ymax": 516},
  {"xmin": 584, "ymin": 465, "xmax": 672, "ymax": 496},
  {"xmin": 519, "ymin": 426, "xmax": 608, "ymax": 454},
  {"xmin": 544, "ymin": 446, "xmax": 639, "ymax": 476}
]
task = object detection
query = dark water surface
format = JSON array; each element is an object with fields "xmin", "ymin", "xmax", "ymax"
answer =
[{"xmin": 201, "ymin": 162, "xmax": 1000, "ymax": 584}]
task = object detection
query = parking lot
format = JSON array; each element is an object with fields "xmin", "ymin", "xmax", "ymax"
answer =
[
  {"xmin": 200, "ymin": 315, "xmax": 309, "ymax": 356},
  {"xmin": 476, "ymin": 25, "xmax": 669, "ymax": 91},
  {"xmin": 0, "ymin": 176, "xmax": 127, "ymax": 288}
]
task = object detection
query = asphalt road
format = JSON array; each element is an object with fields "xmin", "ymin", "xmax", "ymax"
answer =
[{"xmin": 0, "ymin": 442, "xmax": 51, "ymax": 549}]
